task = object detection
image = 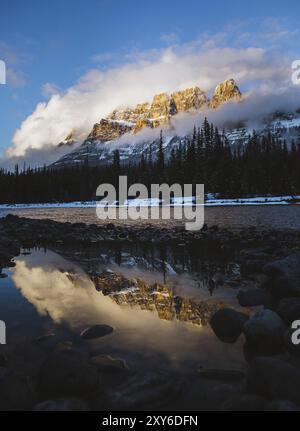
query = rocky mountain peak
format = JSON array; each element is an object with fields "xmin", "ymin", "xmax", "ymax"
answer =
[
  {"xmin": 83, "ymin": 79, "xmax": 242, "ymax": 143},
  {"xmin": 171, "ymin": 86, "xmax": 209, "ymax": 112},
  {"xmin": 210, "ymin": 79, "xmax": 242, "ymax": 109}
]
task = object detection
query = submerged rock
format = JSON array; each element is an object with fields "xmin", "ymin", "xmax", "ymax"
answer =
[
  {"xmin": 197, "ymin": 368, "xmax": 245, "ymax": 381},
  {"xmin": 91, "ymin": 354, "xmax": 128, "ymax": 371},
  {"xmin": 33, "ymin": 398, "xmax": 89, "ymax": 411},
  {"xmin": 37, "ymin": 349, "xmax": 99, "ymax": 400},
  {"xmin": 209, "ymin": 308, "xmax": 249, "ymax": 343},
  {"xmin": 80, "ymin": 324, "xmax": 114, "ymax": 340},
  {"xmin": 0, "ymin": 370, "xmax": 34, "ymax": 410}
]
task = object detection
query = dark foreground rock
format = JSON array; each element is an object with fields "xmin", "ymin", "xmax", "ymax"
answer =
[
  {"xmin": 276, "ymin": 297, "xmax": 300, "ymax": 325},
  {"xmin": 237, "ymin": 287, "xmax": 273, "ymax": 307},
  {"xmin": 33, "ymin": 398, "xmax": 89, "ymax": 411},
  {"xmin": 247, "ymin": 356, "xmax": 300, "ymax": 405},
  {"xmin": 209, "ymin": 308, "xmax": 249, "ymax": 343},
  {"xmin": 243, "ymin": 310, "xmax": 285, "ymax": 356},
  {"xmin": 221, "ymin": 394, "xmax": 267, "ymax": 411},
  {"xmin": 263, "ymin": 252, "xmax": 300, "ymax": 297},
  {"xmin": 264, "ymin": 399, "xmax": 300, "ymax": 411}
]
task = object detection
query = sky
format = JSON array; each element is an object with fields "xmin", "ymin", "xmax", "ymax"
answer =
[{"xmin": 0, "ymin": 0, "xmax": 299, "ymax": 163}]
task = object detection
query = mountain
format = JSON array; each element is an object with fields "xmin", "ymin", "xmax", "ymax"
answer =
[
  {"xmin": 51, "ymin": 79, "xmax": 300, "ymax": 169},
  {"xmin": 87, "ymin": 84, "xmax": 210, "ymax": 141},
  {"xmin": 52, "ymin": 78, "xmax": 242, "ymax": 167}
]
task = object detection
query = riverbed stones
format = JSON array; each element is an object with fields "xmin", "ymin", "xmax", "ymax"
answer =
[
  {"xmin": 0, "ymin": 370, "xmax": 34, "ymax": 410},
  {"xmin": 243, "ymin": 309, "xmax": 285, "ymax": 355},
  {"xmin": 197, "ymin": 368, "xmax": 245, "ymax": 381},
  {"xmin": 209, "ymin": 308, "xmax": 249, "ymax": 343},
  {"xmin": 237, "ymin": 287, "xmax": 273, "ymax": 307},
  {"xmin": 221, "ymin": 394, "xmax": 267, "ymax": 411},
  {"xmin": 264, "ymin": 399, "xmax": 300, "ymax": 411},
  {"xmin": 90, "ymin": 354, "xmax": 128, "ymax": 371},
  {"xmin": 37, "ymin": 349, "xmax": 100, "ymax": 400},
  {"xmin": 33, "ymin": 398, "xmax": 89, "ymax": 411},
  {"xmin": 80, "ymin": 324, "xmax": 114, "ymax": 340},
  {"xmin": 263, "ymin": 252, "xmax": 300, "ymax": 297},
  {"xmin": 276, "ymin": 297, "xmax": 300, "ymax": 325},
  {"xmin": 247, "ymin": 356, "xmax": 300, "ymax": 405}
]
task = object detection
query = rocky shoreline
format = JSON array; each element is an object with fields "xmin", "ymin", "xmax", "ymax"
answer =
[{"xmin": 0, "ymin": 214, "xmax": 300, "ymax": 411}]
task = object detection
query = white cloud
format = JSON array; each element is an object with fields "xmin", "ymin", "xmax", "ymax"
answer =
[{"xmin": 5, "ymin": 33, "xmax": 295, "ymax": 158}]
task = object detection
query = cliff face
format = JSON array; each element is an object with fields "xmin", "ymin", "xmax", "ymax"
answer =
[
  {"xmin": 80, "ymin": 79, "xmax": 242, "ymax": 143},
  {"xmin": 210, "ymin": 79, "xmax": 242, "ymax": 109},
  {"xmin": 87, "ymin": 118, "xmax": 132, "ymax": 141}
]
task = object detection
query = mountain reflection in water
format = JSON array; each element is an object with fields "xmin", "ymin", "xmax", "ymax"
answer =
[{"xmin": 9, "ymin": 247, "xmax": 244, "ymax": 367}]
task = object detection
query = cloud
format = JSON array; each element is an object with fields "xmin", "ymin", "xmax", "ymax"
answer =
[
  {"xmin": 4, "ymin": 19, "xmax": 298, "ymax": 161},
  {"xmin": 41, "ymin": 82, "xmax": 60, "ymax": 98}
]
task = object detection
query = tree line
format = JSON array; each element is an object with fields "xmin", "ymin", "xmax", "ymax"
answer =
[{"xmin": 0, "ymin": 118, "xmax": 300, "ymax": 204}]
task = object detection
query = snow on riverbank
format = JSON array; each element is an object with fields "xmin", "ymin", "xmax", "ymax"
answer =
[{"xmin": 0, "ymin": 195, "xmax": 299, "ymax": 210}]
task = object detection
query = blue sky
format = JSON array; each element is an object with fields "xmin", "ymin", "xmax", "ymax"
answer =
[{"xmin": 0, "ymin": 0, "xmax": 299, "ymax": 159}]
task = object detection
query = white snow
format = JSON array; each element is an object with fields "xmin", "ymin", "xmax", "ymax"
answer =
[{"xmin": 0, "ymin": 195, "xmax": 299, "ymax": 210}]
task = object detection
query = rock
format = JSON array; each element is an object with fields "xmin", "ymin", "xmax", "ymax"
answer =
[
  {"xmin": 80, "ymin": 324, "xmax": 114, "ymax": 340},
  {"xmin": 277, "ymin": 298, "xmax": 300, "ymax": 325},
  {"xmin": 264, "ymin": 399, "xmax": 300, "ymax": 411},
  {"xmin": 237, "ymin": 287, "xmax": 273, "ymax": 307},
  {"xmin": 221, "ymin": 394, "xmax": 267, "ymax": 411},
  {"xmin": 33, "ymin": 398, "xmax": 89, "ymax": 411},
  {"xmin": 247, "ymin": 356, "xmax": 300, "ymax": 404},
  {"xmin": 210, "ymin": 308, "xmax": 249, "ymax": 343},
  {"xmin": 37, "ymin": 349, "xmax": 99, "ymax": 400},
  {"xmin": 107, "ymin": 370, "xmax": 182, "ymax": 410},
  {"xmin": 210, "ymin": 79, "xmax": 242, "ymax": 109},
  {"xmin": 243, "ymin": 309, "xmax": 285, "ymax": 355},
  {"xmin": 0, "ymin": 354, "xmax": 7, "ymax": 367},
  {"xmin": 241, "ymin": 259, "xmax": 266, "ymax": 276},
  {"xmin": 0, "ymin": 371, "xmax": 34, "ymax": 410},
  {"xmin": 197, "ymin": 368, "xmax": 245, "ymax": 381},
  {"xmin": 263, "ymin": 252, "xmax": 300, "ymax": 297},
  {"xmin": 90, "ymin": 354, "xmax": 128, "ymax": 371},
  {"xmin": 204, "ymin": 383, "xmax": 242, "ymax": 410},
  {"xmin": 283, "ymin": 328, "xmax": 300, "ymax": 356}
]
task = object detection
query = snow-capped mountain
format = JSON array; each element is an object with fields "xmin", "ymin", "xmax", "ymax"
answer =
[
  {"xmin": 51, "ymin": 79, "xmax": 300, "ymax": 168},
  {"xmin": 51, "ymin": 79, "xmax": 242, "ymax": 167}
]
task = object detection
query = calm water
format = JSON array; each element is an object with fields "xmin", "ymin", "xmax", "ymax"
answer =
[
  {"xmin": 0, "ymin": 204, "xmax": 298, "ymax": 389},
  {"xmin": 0, "ymin": 242, "xmax": 246, "ymax": 373},
  {"xmin": 1, "ymin": 204, "xmax": 300, "ymax": 229}
]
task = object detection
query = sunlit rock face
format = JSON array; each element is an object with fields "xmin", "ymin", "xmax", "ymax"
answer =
[
  {"xmin": 91, "ymin": 271, "xmax": 223, "ymax": 326},
  {"xmin": 87, "ymin": 118, "xmax": 132, "ymax": 142},
  {"xmin": 57, "ymin": 131, "xmax": 77, "ymax": 148},
  {"xmin": 85, "ymin": 80, "xmax": 241, "ymax": 142},
  {"xmin": 171, "ymin": 86, "xmax": 209, "ymax": 113},
  {"xmin": 210, "ymin": 79, "xmax": 242, "ymax": 109}
]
